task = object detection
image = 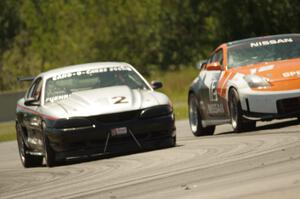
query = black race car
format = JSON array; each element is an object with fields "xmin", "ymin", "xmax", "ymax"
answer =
[{"xmin": 16, "ymin": 62, "xmax": 176, "ymax": 167}]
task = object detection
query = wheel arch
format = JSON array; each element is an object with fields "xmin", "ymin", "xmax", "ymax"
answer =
[
  {"xmin": 15, "ymin": 120, "xmax": 30, "ymax": 147},
  {"xmin": 226, "ymin": 86, "xmax": 239, "ymax": 108},
  {"xmin": 226, "ymin": 84, "xmax": 238, "ymax": 98},
  {"xmin": 188, "ymin": 89, "xmax": 208, "ymax": 123},
  {"xmin": 188, "ymin": 89, "xmax": 200, "ymax": 110},
  {"xmin": 188, "ymin": 88, "xmax": 195, "ymax": 100}
]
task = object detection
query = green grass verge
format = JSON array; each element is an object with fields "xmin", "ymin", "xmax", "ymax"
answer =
[
  {"xmin": 0, "ymin": 121, "xmax": 16, "ymax": 142},
  {"xmin": 0, "ymin": 67, "xmax": 198, "ymax": 142},
  {"xmin": 147, "ymin": 67, "xmax": 198, "ymax": 120}
]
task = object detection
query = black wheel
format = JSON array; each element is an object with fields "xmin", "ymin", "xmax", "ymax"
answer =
[
  {"xmin": 188, "ymin": 94, "xmax": 215, "ymax": 136},
  {"xmin": 16, "ymin": 123, "xmax": 43, "ymax": 168},
  {"xmin": 168, "ymin": 136, "xmax": 176, "ymax": 147},
  {"xmin": 42, "ymin": 122, "xmax": 56, "ymax": 167},
  {"xmin": 228, "ymin": 89, "xmax": 256, "ymax": 132}
]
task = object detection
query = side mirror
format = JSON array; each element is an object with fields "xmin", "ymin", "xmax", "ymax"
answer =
[
  {"xmin": 151, "ymin": 81, "xmax": 163, "ymax": 90},
  {"xmin": 24, "ymin": 98, "xmax": 40, "ymax": 106},
  {"xmin": 206, "ymin": 62, "xmax": 221, "ymax": 71}
]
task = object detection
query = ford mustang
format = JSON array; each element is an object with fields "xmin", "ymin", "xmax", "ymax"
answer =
[
  {"xmin": 16, "ymin": 62, "xmax": 176, "ymax": 167},
  {"xmin": 188, "ymin": 33, "xmax": 300, "ymax": 136}
]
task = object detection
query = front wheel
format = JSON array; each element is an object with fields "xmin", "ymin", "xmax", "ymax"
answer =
[
  {"xmin": 42, "ymin": 122, "xmax": 56, "ymax": 167},
  {"xmin": 16, "ymin": 123, "xmax": 43, "ymax": 168},
  {"xmin": 228, "ymin": 89, "xmax": 256, "ymax": 132},
  {"xmin": 188, "ymin": 94, "xmax": 215, "ymax": 136},
  {"xmin": 168, "ymin": 136, "xmax": 176, "ymax": 147}
]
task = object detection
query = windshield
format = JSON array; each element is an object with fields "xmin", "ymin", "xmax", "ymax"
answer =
[
  {"xmin": 45, "ymin": 66, "xmax": 150, "ymax": 103},
  {"xmin": 227, "ymin": 36, "xmax": 300, "ymax": 68}
]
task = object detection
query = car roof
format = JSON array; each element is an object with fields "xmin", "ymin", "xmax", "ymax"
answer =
[
  {"xmin": 39, "ymin": 62, "xmax": 133, "ymax": 80},
  {"xmin": 226, "ymin": 33, "xmax": 300, "ymax": 48}
]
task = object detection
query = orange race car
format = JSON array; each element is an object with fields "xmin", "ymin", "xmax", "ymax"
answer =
[{"xmin": 188, "ymin": 33, "xmax": 300, "ymax": 136}]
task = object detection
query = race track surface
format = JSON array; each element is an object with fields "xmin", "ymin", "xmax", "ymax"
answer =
[{"xmin": 1, "ymin": 119, "xmax": 300, "ymax": 199}]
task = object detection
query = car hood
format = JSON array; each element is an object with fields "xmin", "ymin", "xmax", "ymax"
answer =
[
  {"xmin": 44, "ymin": 86, "xmax": 169, "ymax": 118},
  {"xmin": 233, "ymin": 58, "xmax": 300, "ymax": 83}
]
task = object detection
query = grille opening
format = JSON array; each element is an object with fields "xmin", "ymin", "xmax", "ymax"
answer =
[
  {"xmin": 277, "ymin": 97, "xmax": 300, "ymax": 114},
  {"xmin": 89, "ymin": 110, "xmax": 141, "ymax": 123}
]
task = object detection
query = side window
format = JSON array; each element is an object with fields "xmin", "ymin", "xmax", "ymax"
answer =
[
  {"xmin": 207, "ymin": 55, "xmax": 213, "ymax": 64},
  {"xmin": 210, "ymin": 53, "xmax": 217, "ymax": 63},
  {"xmin": 208, "ymin": 49, "xmax": 223, "ymax": 102},
  {"xmin": 26, "ymin": 78, "xmax": 42, "ymax": 101},
  {"xmin": 211, "ymin": 49, "xmax": 223, "ymax": 65}
]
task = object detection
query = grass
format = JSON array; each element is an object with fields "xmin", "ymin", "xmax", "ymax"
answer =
[
  {"xmin": 0, "ymin": 67, "xmax": 199, "ymax": 142},
  {"xmin": 147, "ymin": 67, "xmax": 198, "ymax": 120},
  {"xmin": 0, "ymin": 121, "xmax": 16, "ymax": 142}
]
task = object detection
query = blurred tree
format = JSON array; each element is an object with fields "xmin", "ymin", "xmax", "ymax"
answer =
[
  {"xmin": 93, "ymin": 0, "xmax": 162, "ymax": 74},
  {"xmin": 212, "ymin": 0, "xmax": 300, "ymax": 42},
  {"xmin": 0, "ymin": 0, "xmax": 21, "ymax": 90},
  {"xmin": 1, "ymin": 0, "xmax": 300, "ymax": 91},
  {"xmin": 159, "ymin": 0, "xmax": 219, "ymax": 69}
]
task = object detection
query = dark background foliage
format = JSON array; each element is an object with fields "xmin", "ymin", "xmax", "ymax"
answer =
[{"xmin": 0, "ymin": 0, "xmax": 299, "ymax": 91}]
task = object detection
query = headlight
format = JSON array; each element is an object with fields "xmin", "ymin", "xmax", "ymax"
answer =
[
  {"xmin": 54, "ymin": 118, "xmax": 94, "ymax": 131},
  {"xmin": 140, "ymin": 105, "xmax": 173, "ymax": 119},
  {"xmin": 244, "ymin": 75, "xmax": 271, "ymax": 88}
]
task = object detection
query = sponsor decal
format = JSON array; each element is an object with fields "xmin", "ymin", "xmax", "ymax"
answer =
[
  {"xmin": 282, "ymin": 70, "xmax": 300, "ymax": 78},
  {"xmin": 258, "ymin": 65, "xmax": 274, "ymax": 72},
  {"xmin": 52, "ymin": 66, "xmax": 132, "ymax": 81},
  {"xmin": 207, "ymin": 103, "xmax": 224, "ymax": 114},
  {"xmin": 250, "ymin": 65, "xmax": 274, "ymax": 75},
  {"xmin": 250, "ymin": 38, "xmax": 293, "ymax": 48},
  {"xmin": 249, "ymin": 65, "xmax": 274, "ymax": 75},
  {"xmin": 45, "ymin": 94, "xmax": 70, "ymax": 103}
]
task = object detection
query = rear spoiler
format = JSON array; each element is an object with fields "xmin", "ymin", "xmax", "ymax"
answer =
[{"xmin": 17, "ymin": 76, "xmax": 35, "ymax": 82}]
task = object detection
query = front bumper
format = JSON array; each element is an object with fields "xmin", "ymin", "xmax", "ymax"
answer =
[
  {"xmin": 239, "ymin": 88, "xmax": 300, "ymax": 120},
  {"xmin": 45, "ymin": 113, "xmax": 176, "ymax": 157}
]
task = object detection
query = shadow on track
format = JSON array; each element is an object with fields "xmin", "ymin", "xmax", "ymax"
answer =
[
  {"xmin": 217, "ymin": 118, "xmax": 300, "ymax": 136},
  {"xmin": 46, "ymin": 144, "xmax": 182, "ymax": 168}
]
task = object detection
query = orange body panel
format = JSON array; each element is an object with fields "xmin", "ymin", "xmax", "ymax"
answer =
[{"xmin": 214, "ymin": 42, "xmax": 300, "ymax": 97}]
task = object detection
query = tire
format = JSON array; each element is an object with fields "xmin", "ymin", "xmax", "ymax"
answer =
[
  {"xmin": 228, "ymin": 89, "xmax": 256, "ymax": 132},
  {"xmin": 168, "ymin": 136, "xmax": 176, "ymax": 147},
  {"xmin": 188, "ymin": 94, "xmax": 215, "ymax": 136},
  {"xmin": 16, "ymin": 123, "xmax": 43, "ymax": 168},
  {"xmin": 156, "ymin": 136, "xmax": 176, "ymax": 149},
  {"xmin": 42, "ymin": 122, "xmax": 56, "ymax": 167}
]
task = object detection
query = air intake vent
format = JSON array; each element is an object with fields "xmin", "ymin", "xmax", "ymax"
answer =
[
  {"xmin": 89, "ymin": 110, "xmax": 141, "ymax": 123},
  {"xmin": 277, "ymin": 97, "xmax": 300, "ymax": 114}
]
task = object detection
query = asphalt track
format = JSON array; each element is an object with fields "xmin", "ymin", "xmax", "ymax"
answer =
[{"xmin": 1, "ymin": 119, "xmax": 300, "ymax": 199}]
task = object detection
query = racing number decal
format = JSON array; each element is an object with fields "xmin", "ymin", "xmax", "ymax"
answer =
[
  {"xmin": 112, "ymin": 96, "xmax": 128, "ymax": 104},
  {"xmin": 209, "ymin": 80, "xmax": 218, "ymax": 102},
  {"xmin": 207, "ymin": 79, "xmax": 225, "ymax": 114}
]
